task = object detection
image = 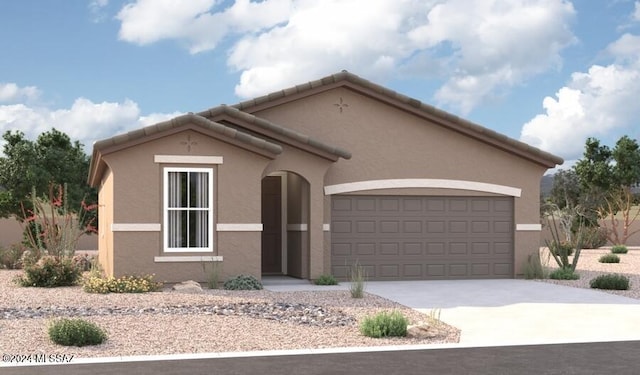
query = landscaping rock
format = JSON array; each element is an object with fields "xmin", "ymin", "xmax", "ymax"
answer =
[
  {"xmin": 406, "ymin": 323, "xmax": 439, "ymax": 339},
  {"xmin": 171, "ymin": 280, "xmax": 204, "ymax": 294}
]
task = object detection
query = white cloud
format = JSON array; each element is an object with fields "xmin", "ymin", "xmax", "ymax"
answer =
[
  {"xmin": 520, "ymin": 33, "xmax": 640, "ymax": 160},
  {"xmin": 634, "ymin": 1, "xmax": 640, "ymax": 21},
  {"xmin": 115, "ymin": 0, "xmax": 576, "ymax": 112},
  {"xmin": 410, "ymin": 0, "xmax": 576, "ymax": 113},
  {"xmin": 0, "ymin": 83, "xmax": 40, "ymax": 103},
  {"xmin": 0, "ymin": 91, "xmax": 181, "ymax": 152},
  {"xmin": 89, "ymin": 0, "xmax": 109, "ymax": 23},
  {"xmin": 117, "ymin": 0, "xmax": 292, "ymax": 53}
]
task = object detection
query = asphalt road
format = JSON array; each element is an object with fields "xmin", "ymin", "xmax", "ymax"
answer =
[{"xmin": 3, "ymin": 341, "xmax": 639, "ymax": 375}]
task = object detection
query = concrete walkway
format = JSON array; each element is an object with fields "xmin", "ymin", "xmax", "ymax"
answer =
[{"xmin": 263, "ymin": 277, "xmax": 640, "ymax": 346}]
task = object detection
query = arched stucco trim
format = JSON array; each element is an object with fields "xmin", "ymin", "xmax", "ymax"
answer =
[{"xmin": 323, "ymin": 179, "xmax": 522, "ymax": 197}]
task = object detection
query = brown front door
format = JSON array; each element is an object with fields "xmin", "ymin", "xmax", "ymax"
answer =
[{"xmin": 261, "ymin": 176, "xmax": 282, "ymax": 274}]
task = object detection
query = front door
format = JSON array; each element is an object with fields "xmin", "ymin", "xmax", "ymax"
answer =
[{"xmin": 261, "ymin": 176, "xmax": 282, "ymax": 274}]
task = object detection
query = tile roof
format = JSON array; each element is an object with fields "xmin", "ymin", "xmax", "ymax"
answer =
[{"xmin": 197, "ymin": 105, "xmax": 352, "ymax": 160}]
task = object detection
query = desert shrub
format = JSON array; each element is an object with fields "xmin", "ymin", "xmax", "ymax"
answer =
[
  {"xmin": 581, "ymin": 226, "xmax": 608, "ymax": 249},
  {"xmin": 548, "ymin": 267, "xmax": 579, "ymax": 280},
  {"xmin": 314, "ymin": 274, "xmax": 339, "ymax": 285},
  {"xmin": 360, "ymin": 311, "xmax": 409, "ymax": 338},
  {"xmin": 598, "ymin": 254, "xmax": 620, "ymax": 263},
  {"xmin": 72, "ymin": 253, "xmax": 94, "ymax": 272},
  {"xmin": 223, "ymin": 274, "xmax": 263, "ymax": 290},
  {"xmin": 48, "ymin": 318, "xmax": 107, "ymax": 347},
  {"xmin": 589, "ymin": 274, "xmax": 630, "ymax": 290},
  {"xmin": 83, "ymin": 274, "xmax": 162, "ymax": 294},
  {"xmin": 523, "ymin": 251, "xmax": 548, "ymax": 279},
  {"xmin": 611, "ymin": 245, "xmax": 629, "ymax": 254},
  {"xmin": 0, "ymin": 243, "xmax": 28, "ymax": 269},
  {"xmin": 15, "ymin": 256, "xmax": 82, "ymax": 287},
  {"xmin": 549, "ymin": 241, "xmax": 574, "ymax": 256},
  {"xmin": 349, "ymin": 261, "xmax": 367, "ymax": 298}
]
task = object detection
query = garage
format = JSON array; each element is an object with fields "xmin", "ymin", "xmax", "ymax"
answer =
[{"xmin": 330, "ymin": 195, "xmax": 514, "ymax": 280}]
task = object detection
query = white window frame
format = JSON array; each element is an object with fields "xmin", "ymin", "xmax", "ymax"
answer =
[{"xmin": 163, "ymin": 167, "xmax": 214, "ymax": 253}]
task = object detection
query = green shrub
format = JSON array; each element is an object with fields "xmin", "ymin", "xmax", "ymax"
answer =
[
  {"xmin": 581, "ymin": 226, "xmax": 608, "ymax": 249},
  {"xmin": 360, "ymin": 311, "xmax": 409, "ymax": 338},
  {"xmin": 589, "ymin": 274, "xmax": 630, "ymax": 290},
  {"xmin": 0, "ymin": 243, "xmax": 28, "ymax": 269},
  {"xmin": 223, "ymin": 274, "xmax": 263, "ymax": 290},
  {"xmin": 523, "ymin": 251, "xmax": 547, "ymax": 279},
  {"xmin": 15, "ymin": 256, "xmax": 82, "ymax": 287},
  {"xmin": 48, "ymin": 318, "xmax": 107, "ymax": 347},
  {"xmin": 83, "ymin": 274, "xmax": 162, "ymax": 294},
  {"xmin": 611, "ymin": 245, "xmax": 629, "ymax": 254},
  {"xmin": 549, "ymin": 241, "xmax": 574, "ymax": 256},
  {"xmin": 549, "ymin": 267, "xmax": 580, "ymax": 280},
  {"xmin": 314, "ymin": 274, "xmax": 339, "ymax": 285},
  {"xmin": 598, "ymin": 254, "xmax": 620, "ymax": 263}
]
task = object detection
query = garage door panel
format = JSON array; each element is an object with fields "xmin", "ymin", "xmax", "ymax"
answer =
[{"xmin": 331, "ymin": 195, "xmax": 514, "ymax": 280}]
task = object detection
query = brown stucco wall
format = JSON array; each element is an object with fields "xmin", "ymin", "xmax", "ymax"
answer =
[
  {"xmin": 254, "ymin": 87, "xmax": 552, "ymax": 277},
  {"xmin": 99, "ymin": 129, "xmax": 272, "ymax": 282}
]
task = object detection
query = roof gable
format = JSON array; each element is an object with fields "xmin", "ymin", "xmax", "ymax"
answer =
[
  {"xmin": 88, "ymin": 113, "xmax": 282, "ymax": 187},
  {"xmin": 230, "ymin": 71, "xmax": 563, "ymax": 169}
]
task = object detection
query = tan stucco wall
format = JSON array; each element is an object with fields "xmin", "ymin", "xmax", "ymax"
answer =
[
  {"xmin": 0, "ymin": 219, "xmax": 98, "ymax": 250},
  {"xmin": 99, "ymin": 129, "xmax": 272, "ymax": 282},
  {"xmin": 254, "ymin": 87, "xmax": 552, "ymax": 277}
]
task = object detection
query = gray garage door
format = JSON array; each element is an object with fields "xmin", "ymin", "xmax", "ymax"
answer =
[{"xmin": 330, "ymin": 195, "xmax": 514, "ymax": 280}]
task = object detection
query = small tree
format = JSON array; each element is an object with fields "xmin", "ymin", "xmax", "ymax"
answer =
[{"xmin": 574, "ymin": 136, "xmax": 640, "ymax": 245}]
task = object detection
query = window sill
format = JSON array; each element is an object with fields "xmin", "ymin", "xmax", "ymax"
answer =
[{"xmin": 154, "ymin": 256, "xmax": 223, "ymax": 263}]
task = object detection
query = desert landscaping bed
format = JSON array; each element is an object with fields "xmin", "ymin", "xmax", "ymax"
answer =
[
  {"xmin": 0, "ymin": 270, "xmax": 459, "ymax": 359},
  {"xmin": 2, "ymin": 248, "xmax": 639, "ymax": 360}
]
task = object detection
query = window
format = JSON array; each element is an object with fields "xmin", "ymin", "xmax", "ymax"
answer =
[{"xmin": 163, "ymin": 167, "xmax": 214, "ymax": 252}]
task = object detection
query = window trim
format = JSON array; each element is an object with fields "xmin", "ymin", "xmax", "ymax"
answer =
[{"xmin": 163, "ymin": 167, "xmax": 214, "ymax": 253}]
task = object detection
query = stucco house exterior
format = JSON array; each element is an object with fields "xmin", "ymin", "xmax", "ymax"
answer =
[{"xmin": 87, "ymin": 71, "xmax": 563, "ymax": 283}]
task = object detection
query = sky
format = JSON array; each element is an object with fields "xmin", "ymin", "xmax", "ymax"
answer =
[{"xmin": 1, "ymin": 0, "xmax": 639, "ymax": 169}]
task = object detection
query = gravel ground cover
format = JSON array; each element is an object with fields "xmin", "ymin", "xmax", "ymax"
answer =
[
  {"xmin": 3, "ymin": 247, "xmax": 638, "ymax": 360},
  {"xmin": 539, "ymin": 247, "xmax": 640, "ymax": 299},
  {"xmin": 0, "ymin": 270, "xmax": 459, "ymax": 358}
]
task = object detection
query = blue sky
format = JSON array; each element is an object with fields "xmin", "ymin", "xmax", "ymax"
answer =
[{"xmin": 1, "ymin": 0, "xmax": 639, "ymax": 167}]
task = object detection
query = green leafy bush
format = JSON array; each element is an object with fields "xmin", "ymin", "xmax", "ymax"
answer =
[
  {"xmin": 549, "ymin": 267, "xmax": 580, "ymax": 280},
  {"xmin": 223, "ymin": 274, "xmax": 263, "ymax": 290},
  {"xmin": 549, "ymin": 241, "xmax": 574, "ymax": 256},
  {"xmin": 83, "ymin": 274, "xmax": 162, "ymax": 294},
  {"xmin": 581, "ymin": 226, "xmax": 608, "ymax": 249},
  {"xmin": 611, "ymin": 245, "xmax": 629, "ymax": 254},
  {"xmin": 15, "ymin": 256, "xmax": 82, "ymax": 287},
  {"xmin": 360, "ymin": 311, "xmax": 409, "ymax": 338},
  {"xmin": 314, "ymin": 274, "xmax": 339, "ymax": 285},
  {"xmin": 48, "ymin": 318, "xmax": 107, "ymax": 347},
  {"xmin": 590, "ymin": 274, "xmax": 630, "ymax": 290},
  {"xmin": 598, "ymin": 254, "xmax": 620, "ymax": 263},
  {"xmin": 0, "ymin": 243, "xmax": 28, "ymax": 269}
]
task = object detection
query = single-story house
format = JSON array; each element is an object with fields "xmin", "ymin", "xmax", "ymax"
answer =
[{"xmin": 88, "ymin": 71, "xmax": 563, "ymax": 283}]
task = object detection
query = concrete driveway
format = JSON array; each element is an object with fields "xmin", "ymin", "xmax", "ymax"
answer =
[{"xmin": 264, "ymin": 278, "xmax": 640, "ymax": 346}]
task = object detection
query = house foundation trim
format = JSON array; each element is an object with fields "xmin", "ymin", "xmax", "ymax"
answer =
[
  {"xmin": 324, "ymin": 179, "xmax": 522, "ymax": 197},
  {"xmin": 216, "ymin": 224, "xmax": 263, "ymax": 231},
  {"xmin": 516, "ymin": 224, "xmax": 543, "ymax": 231},
  {"xmin": 154, "ymin": 256, "xmax": 223, "ymax": 263},
  {"xmin": 112, "ymin": 223, "xmax": 161, "ymax": 232}
]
